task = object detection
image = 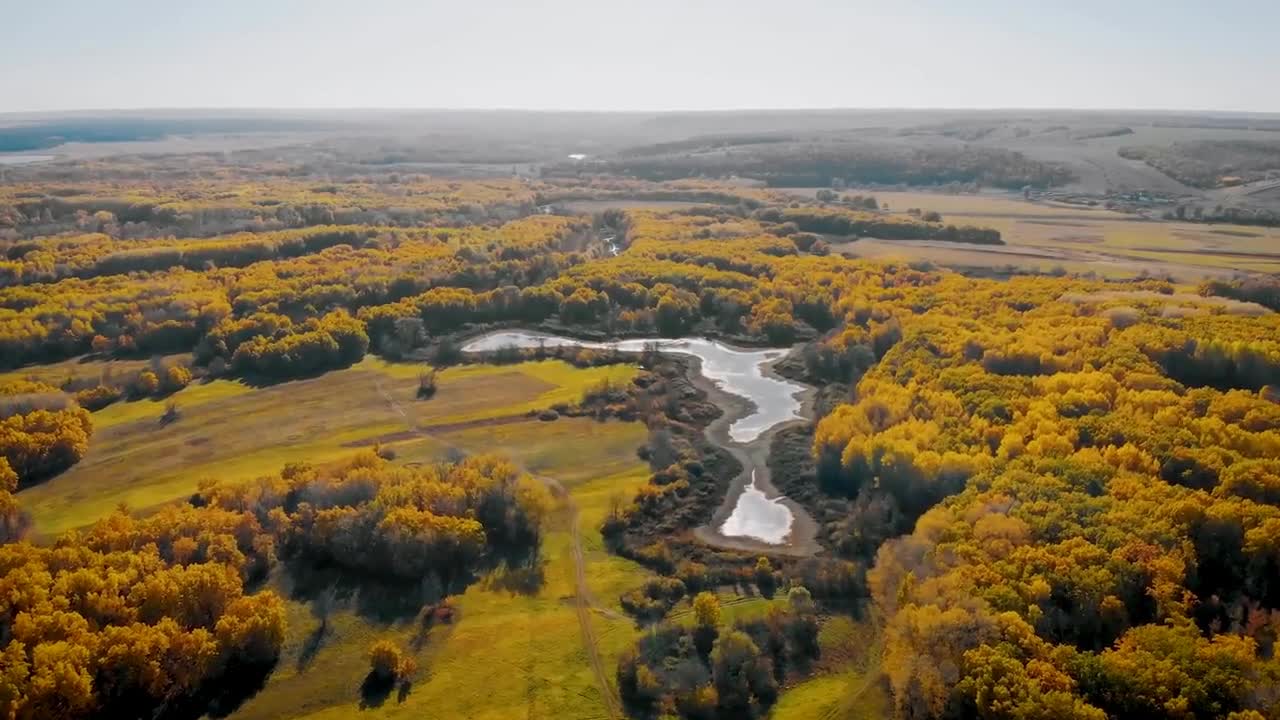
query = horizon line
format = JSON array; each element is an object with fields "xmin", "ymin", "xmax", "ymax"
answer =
[{"xmin": 3, "ymin": 105, "xmax": 1280, "ymax": 118}]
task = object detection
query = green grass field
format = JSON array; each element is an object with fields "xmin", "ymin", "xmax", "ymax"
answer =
[{"xmin": 17, "ymin": 357, "xmax": 638, "ymax": 537}]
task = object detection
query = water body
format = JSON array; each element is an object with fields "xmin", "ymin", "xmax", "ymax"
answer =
[
  {"xmin": 461, "ymin": 330, "xmax": 808, "ymax": 544},
  {"xmin": 460, "ymin": 331, "xmax": 803, "ymax": 443},
  {"xmin": 0, "ymin": 154, "xmax": 55, "ymax": 165},
  {"xmin": 718, "ymin": 469, "xmax": 793, "ymax": 543}
]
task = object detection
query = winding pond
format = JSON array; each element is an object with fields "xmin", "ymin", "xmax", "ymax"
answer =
[{"xmin": 461, "ymin": 330, "xmax": 807, "ymax": 544}]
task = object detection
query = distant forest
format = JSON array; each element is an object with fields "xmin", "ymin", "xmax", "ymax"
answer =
[
  {"xmin": 556, "ymin": 140, "xmax": 1074, "ymax": 190},
  {"xmin": 0, "ymin": 117, "xmax": 336, "ymax": 152}
]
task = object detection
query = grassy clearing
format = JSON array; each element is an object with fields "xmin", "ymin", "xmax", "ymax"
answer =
[
  {"xmin": 836, "ymin": 192, "xmax": 1280, "ymax": 279},
  {"xmin": 92, "ymin": 379, "xmax": 255, "ymax": 429},
  {"xmin": 441, "ymin": 416, "xmax": 647, "ymax": 487},
  {"xmin": 18, "ymin": 357, "xmax": 637, "ymax": 537},
  {"xmin": 770, "ymin": 615, "xmax": 888, "ymax": 720},
  {"xmin": 0, "ymin": 353, "xmax": 189, "ymax": 388},
  {"xmin": 667, "ymin": 589, "xmax": 779, "ymax": 628}
]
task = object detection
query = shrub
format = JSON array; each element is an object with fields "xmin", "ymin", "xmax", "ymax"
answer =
[
  {"xmin": 162, "ymin": 365, "xmax": 192, "ymax": 393},
  {"xmin": 75, "ymin": 384, "xmax": 122, "ymax": 411},
  {"xmin": 368, "ymin": 639, "xmax": 416, "ymax": 682},
  {"xmin": 134, "ymin": 370, "xmax": 160, "ymax": 397}
]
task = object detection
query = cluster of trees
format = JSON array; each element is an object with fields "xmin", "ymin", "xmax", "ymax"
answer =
[
  {"xmin": 0, "ymin": 216, "xmax": 582, "ymax": 369},
  {"xmin": 196, "ymin": 451, "xmax": 551, "ymax": 586},
  {"xmin": 0, "ymin": 379, "xmax": 92, "ymax": 490},
  {"xmin": 1202, "ymin": 276, "xmax": 1280, "ymax": 313},
  {"xmin": 0, "ymin": 501, "xmax": 286, "ymax": 718},
  {"xmin": 814, "ymin": 189, "xmax": 880, "ymax": 209},
  {"xmin": 617, "ymin": 588, "xmax": 819, "ymax": 719},
  {"xmin": 1119, "ymin": 140, "xmax": 1280, "ymax": 188},
  {"xmin": 1165, "ymin": 203, "xmax": 1280, "ymax": 228},
  {"xmin": 367, "ymin": 639, "xmax": 417, "ymax": 688},
  {"xmin": 757, "ymin": 206, "xmax": 1003, "ymax": 245},
  {"xmin": 0, "ymin": 226, "xmax": 373, "ymax": 287},
  {"xmin": 228, "ymin": 311, "xmax": 369, "ymax": 379}
]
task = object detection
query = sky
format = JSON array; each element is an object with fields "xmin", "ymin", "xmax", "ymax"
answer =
[{"xmin": 3, "ymin": 0, "xmax": 1279, "ymax": 113}]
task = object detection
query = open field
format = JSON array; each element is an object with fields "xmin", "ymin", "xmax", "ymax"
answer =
[
  {"xmin": 17, "ymin": 356, "xmax": 639, "ymax": 537},
  {"xmin": 826, "ymin": 191, "xmax": 1280, "ymax": 279},
  {"xmin": 0, "ymin": 353, "xmax": 190, "ymax": 388}
]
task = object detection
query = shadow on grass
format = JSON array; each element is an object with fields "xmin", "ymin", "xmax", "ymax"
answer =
[
  {"xmin": 159, "ymin": 658, "xmax": 277, "ymax": 720},
  {"xmin": 231, "ymin": 359, "xmax": 366, "ymax": 390},
  {"xmin": 296, "ymin": 620, "xmax": 330, "ymax": 671},
  {"xmin": 359, "ymin": 673, "xmax": 413, "ymax": 709},
  {"xmin": 281, "ymin": 540, "xmax": 547, "ymax": 623},
  {"xmin": 482, "ymin": 555, "xmax": 547, "ymax": 597},
  {"xmin": 282, "ymin": 560, "xmax": 455, "ymax": 625},
  {"xmin": 358, "ymin": 671, "xmax": 394, "ymax": 709}
]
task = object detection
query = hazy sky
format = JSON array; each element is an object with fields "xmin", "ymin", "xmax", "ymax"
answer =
[{"xmin": 4, "ymin": 0, "xmax": 1279, "ymax": 113}]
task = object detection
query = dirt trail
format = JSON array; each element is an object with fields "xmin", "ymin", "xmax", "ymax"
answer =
[
  {"xmin": 371, "ymin": 376, "xmax": 621, "ymax": 719},
  {"xmin": 531, "ymin": 471, "xmax": 621, "ymax": 719},
  {"xmin": 564, "ymin": 491, "xmax": 622, "ymax": 720}
]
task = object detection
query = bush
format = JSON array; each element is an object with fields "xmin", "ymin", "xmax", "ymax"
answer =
[
  {"xmin": 75, "ymin": 384, "xmax": 122, "ymax": 411},
  {"xmin": 368, "ymin": 639, "xmax": 416, "ymax": 682},
  {"xmin": 162, "ymin": 365, "xmax": 192, "ymax": 393},
  {"xmin": 134, "ymin": 370, "xmax": 160, "ymax": 397}
]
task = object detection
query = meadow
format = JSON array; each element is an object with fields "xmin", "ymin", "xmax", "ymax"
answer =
[
  {"xmin": 832, "ymin": 190, "xmax": 1280, "ymax": 279},
  {"xmin": 12, "ymin": 357, "xmax": 639, "ymax": 537}
]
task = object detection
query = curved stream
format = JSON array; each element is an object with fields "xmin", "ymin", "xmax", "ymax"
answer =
[{"xmin": 461, "ymin": 330, "xmax": 809, "ymax": 545}]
